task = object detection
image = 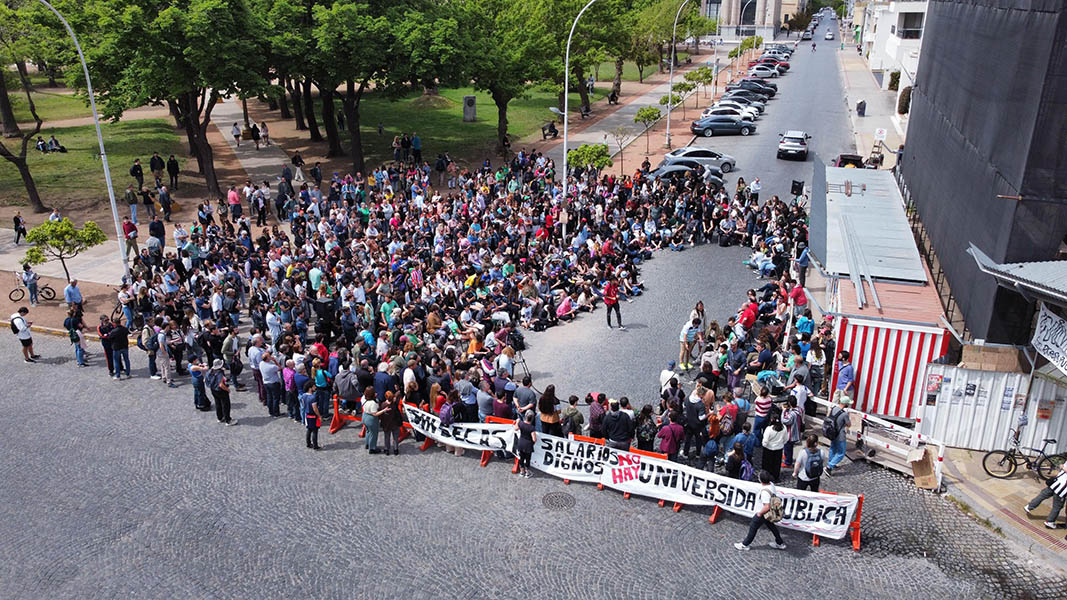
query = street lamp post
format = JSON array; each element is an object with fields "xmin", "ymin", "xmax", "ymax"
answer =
[
  {"xmin": 664, "ymin": 0, "xmax": 692, "ymax": 149},
  {"xmin": 738, "ymin": 0, "xmax": 756, "ymax": 39},
  {"xmin": 37, "ymin": 0, "xmax": 129, "ymax": 281},
  {"xmin": 561, "ymin": 0, "xmax": 598, "ymax": 239}
]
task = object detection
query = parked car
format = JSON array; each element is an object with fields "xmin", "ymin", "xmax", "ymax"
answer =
[
  {"xmin": 777, "ymin": 130, "xmax": 811, "ymax": 160},
  {"xmin": 755, "ymin": 55, "xmax": 789, "ymax": 69},
  {"xmin": 713, "ymin": 100, "xmax": 760, "ymax": 118},
  {"xmin": 662, "ymin": 146, "xmax": 737, "ymax": 173},
  {"xmin": 691, "ymin": 115, "xmax": 755, "ymax": 137},
  {"xmin": 722, "ymin": 89, "xmax": 769, "ymax": 104},
  {"xmin": 655, "ymin": 157, "xmax": 724, "ymax": 180},
  {"xmin": 720, "ymin": 94, "xmax": 766, "ymax": 112},
  {"xmin": 701, "ymin": 106, "xmax": 756, "ymax": 121},
  {"xmin": 825, "ymin": 30, "xmax": 835, "ymax": 40},
  {"xmin": 747, "ymin": 65, "xmax": 780, "ymax": 79},
  {"xmin": 650, "ymin": 163, "xmax": 724, "ymax": 190},
  {"xmin": 726, "ymin": 79, "xmax": 776, "ymax": 97},
  {"xmin": 741, "ymin": 77, "xmax": 777, "ymax": 91}
]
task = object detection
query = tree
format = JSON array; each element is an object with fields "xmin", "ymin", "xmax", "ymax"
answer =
[
  {"xmin": 659, "ymin": 92, "xmax": 682, "ymax": 122},
  {"xmin": 634, "ymin": 106, "xmax": 661, "ymax": 153},
  {"xmin": 0, "ymin": 3, "xmax": 47, "ymax": 212},
  {"xmin": 685, "ymin": 66, "xmax": 715, "ymax": 99},
  {"xmin": 466, "ymin": 0, "xmax": 541, "ymax": 153},
  {"xmin": 567, "ymin": 143, "xmax": 612, "ymax": 170},
  {"xmin": 671, "ymin": 81, "xmax": 695, "ymax": 118},
  {"xmin": 21, "ymin": 218, "xmax": 107, "ymax": 282},
  {"xmin": 82, "ymin": 0, "xmax": 267, "ymax": 199},
  {"xmin": 605, "ymin": 125, "xmax": 633, "ymax": 175},
  {"xmin": 897, "ymin": 86, "xmax": 912, "ymax": 115}
]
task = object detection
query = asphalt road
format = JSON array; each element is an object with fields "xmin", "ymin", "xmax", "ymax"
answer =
[{"xmin": 518, "ymin": 20, "xmax": 855, "ymax": 403}]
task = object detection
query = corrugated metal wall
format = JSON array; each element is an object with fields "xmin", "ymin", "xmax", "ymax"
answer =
[
  {"xmin": 919, "ymin": 364, "xmax": 1067, "ymax": 453},
  {"xmin": 831, "ymin": 317, "xmax": 949, "ymax": 420}
]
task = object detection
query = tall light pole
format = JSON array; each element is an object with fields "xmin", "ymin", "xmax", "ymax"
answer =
[
  {"xmin": 664, "ymin": 0, "xmax": 692, "ymax": 149},
  {"xmin": 561, "ymin": 0, "xmax": 599, "ymax": 220},
  {"xmin": 738, "ymin": 0, "xmax": 756, "ymax": 39},
  {"xmin": 37, "ymin": 0, "xmax": 129, "ymax": 281}
]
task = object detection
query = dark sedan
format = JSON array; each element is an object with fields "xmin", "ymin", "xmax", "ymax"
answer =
[{"xmin": 690, "ymin": 115, "xmax": 756, "ymax": 137}]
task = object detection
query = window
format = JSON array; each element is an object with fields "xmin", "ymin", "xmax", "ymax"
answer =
[{"xmin": 897, "ymin": 12, "xmax": 924, "ymax": 39}]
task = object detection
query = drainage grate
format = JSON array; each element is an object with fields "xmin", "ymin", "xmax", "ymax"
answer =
[{"xmin": 541, "ymin": 491, "xmax": 576, "ymax": 510}]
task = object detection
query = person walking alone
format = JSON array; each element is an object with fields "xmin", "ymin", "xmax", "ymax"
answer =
[
  {"xmin": 603, "ymin": 277, "xmax": 624, "ymax": 330},
  {"xmin": 301, "ymin": 383, "xmax": 322, "ymax": 450},
  {"xmin": 1024, "ymin": 462, "xmax": 1067, "ymax": 529},
  {"xmin": 734, "ymin": 469, "xmax": 787, "ymax": 551}
]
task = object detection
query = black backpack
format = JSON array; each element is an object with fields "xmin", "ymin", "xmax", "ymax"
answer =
[
  {"xmin": 561, "ymin": 413, "xmax": 576, "ymax": 436},
  {"xmin": 10, "ymin": 318, "xmax": 21, "ymax": 335}
]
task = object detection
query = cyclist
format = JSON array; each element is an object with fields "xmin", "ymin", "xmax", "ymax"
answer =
[
  {"xmin": 811, "ymin": 42, "xmax": 817, "ymax": 52},
  {"xmin": 679, "ymin": 317, "xmax": 703, "ymax": 371}
]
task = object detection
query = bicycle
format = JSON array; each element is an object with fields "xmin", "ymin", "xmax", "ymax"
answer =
[
  {"xmin": 982, "ymin": 428, "xmax": 1066, "ymax": 480},
  {"xmin": 9, "ymin": 281, "xmax": 56, "ymax": 303}
]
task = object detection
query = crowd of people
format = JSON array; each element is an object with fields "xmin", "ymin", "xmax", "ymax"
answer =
[{"xmin": 23, "ymin": 123, "xmax": 857, "ymax": 490}]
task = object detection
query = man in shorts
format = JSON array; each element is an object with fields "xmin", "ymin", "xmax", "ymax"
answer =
[{"xmin": 10, "ymin": 307, "xmax": 39, "ymax": 363}]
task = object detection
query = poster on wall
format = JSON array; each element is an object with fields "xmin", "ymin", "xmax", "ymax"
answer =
[
  {"xmin": 1033, "ymin": 303, "xmax": 1067, "ymax": 377},
  {"xmin": 926, "ymin": 374, "xmax": 943, "ymax": 394},
  {"xmin": 1037, "ymin": 398, "xmax": 1054, "ymax": 420}
]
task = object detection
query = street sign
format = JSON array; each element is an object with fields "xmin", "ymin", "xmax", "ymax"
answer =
[{"xmin": 874, "ymin": 127, "xmax": 888, "ymax": 141}]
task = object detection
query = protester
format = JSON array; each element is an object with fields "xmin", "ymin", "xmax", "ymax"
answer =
[
  {"xmin": 301, "ymin": 383, "xmax": 322, "ymax": 449},
  {"xmin": 793, "ymin": 434, "xmax": 824, "ymax": 492},
  {"xmin": 602, "ymin": 398, "xmax": 633, "ymax": 450},
  {"xmin": 515, "ymin": 411, "xmax": 537, "ymax": 478},
  {"xmin": 656, "ymin": 411, "xmax": 685, "ymax": 462},
  {"xmin": 761, "ymin": 415, "xmax": 787, "ymax": 482},
  {"xmin": 825, "ymin": 391, "xmax": 852, "ymax": 476}
]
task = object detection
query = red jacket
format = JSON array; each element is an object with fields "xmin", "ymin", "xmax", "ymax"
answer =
[{"xmin": 122, "ymin": 221, "xmax": 138, "ymax": 240}]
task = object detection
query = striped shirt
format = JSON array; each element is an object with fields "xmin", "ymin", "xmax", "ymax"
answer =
[{"xmin": 754, "ymin": 394, "xmax": 773, "ymax": 418}]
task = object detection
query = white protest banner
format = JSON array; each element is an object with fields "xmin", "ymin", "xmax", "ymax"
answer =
[
  {"xmin": 530, "ymin": 435, "xmax": 613, "ymax": 484},
  {"xmin": 402, "ymin": 404, "xmax": 516, "ymax": 452},
  {"xmin": 532, "ymin": 433, "xmax": 858, "ymax": 539},
  {"xmin": 1033, "ymin": 303, "xmax": 1067, "ymax": 377}
]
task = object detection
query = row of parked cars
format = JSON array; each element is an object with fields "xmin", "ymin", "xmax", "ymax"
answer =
[{"xmin": 688, "ymin": 41, "xmax": 796, "ymax": 138}]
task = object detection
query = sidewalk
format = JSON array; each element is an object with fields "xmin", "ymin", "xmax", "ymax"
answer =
[
  {"xmin": 211, "ymin": 98, "xmax": 294, "ymax": 185},
  {"xmin": 942, "ymin": 448, "xmax": 1067, "ymax": 561},
  {"xmin": 838, "ymin": 48, "xmax": 905, "ymax": 168}
]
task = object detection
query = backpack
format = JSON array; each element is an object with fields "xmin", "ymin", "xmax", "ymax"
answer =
[
  {"xmin": 805, "ymin": 447, "xmax": 825, "ymax": 479},
  {"xmin": 719, "ymin": 412, "xmax": 735, "ymax": 438},
  {"xmin": 765, "ymin": 492, "xmax": 784, "ymax": 523},
  {"xmin": 439, "ymin": 402, "xmax": 455, "ymax": 427},
  {"xmin": 740, "ymin": 458, "xmax": 755, "ymax": 481},
  {"xmin": 206, "ymin": 369, "xmax": 224, "ymax": 392},
  {"xmin": 10, "ymin": 318, "xmax": 21, "ymax": 335},
  {"xmin": 145, "ymin": 329, "xmax": 160, "ymax": 351},
  {"xmin": 68, "ymin": 328, "xmax": 79, "ymax": 344},
  {"xmin": 822, "ymin": 408, "xmax": 844, "ymax": 440},
  {"xmin": 561, "ymin": 413, "xmax": 576, "ymax": 436}
]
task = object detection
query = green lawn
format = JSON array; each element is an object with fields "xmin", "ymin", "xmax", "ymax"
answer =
[
  {"xmin": 10, "ymin": 88, "xmax": 93, "ymax": 123},
  {"xmin": 594, "ymin": 52, "xmax": 692, "ymax": 83},
  {"xmin": 309, "ymin": 84, "xmax": 609, "ymax": 165},
  {"xmin": 0, "ymin": 119, "xmax": 183, "ymax": 208}
]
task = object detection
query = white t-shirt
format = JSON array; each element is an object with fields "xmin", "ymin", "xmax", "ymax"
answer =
[
  {"xmin": 794, "ymin": 447, "xmax": 826, "ymax": 481},
  {"xmin": 10, "ymin": 314, "xmax": 31, "ymax": 340},
  {"xmin": 756, "ymin": 484, "xmax": 776, "ymax": 512}
]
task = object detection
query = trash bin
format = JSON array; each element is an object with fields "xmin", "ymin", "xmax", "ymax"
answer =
[{"xmin": 856, "ymin": 100, "xmax": 866, "ymax": 117}]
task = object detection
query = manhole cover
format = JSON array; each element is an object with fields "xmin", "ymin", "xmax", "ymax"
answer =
[{"xmin": 542, "ymin": 492, "xmax": 576, "ymax": 510}]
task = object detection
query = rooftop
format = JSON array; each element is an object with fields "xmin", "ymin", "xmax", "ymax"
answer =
[{"xmin": 967, "ymin": 244, "xmax": 1067, "ymax": 305}]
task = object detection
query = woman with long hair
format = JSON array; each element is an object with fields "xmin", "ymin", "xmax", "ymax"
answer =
[{"xmin": 538, "ymin": 384, "xmax": 563, "ymax": 437}]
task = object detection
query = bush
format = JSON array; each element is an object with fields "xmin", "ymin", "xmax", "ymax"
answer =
[
  {"xmin": 897, "ymin": 86, "xmax": 912, "ymax": 115},
  {"xmin": 888, "ymin": 71, "xmax": 900, "ymax": 91}
]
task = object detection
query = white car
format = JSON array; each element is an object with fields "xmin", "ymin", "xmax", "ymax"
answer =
[
  {"xmin": 747, "ymin": 65, "xmax": 780, "ymax": 78},
  {"xmin": 710, "ymin": 102, "xmax": 759, "ymax": 120},
  {"xmin": 716, "ymin": 99, "xmax": 762, "ymax": 115},
  {"xmin": 825, "ymin": 31, "xmax": 835, "ymax": 40},
  {"xmin": 701, "ymin": 106, "xmax": 755, "ymax": 122}
]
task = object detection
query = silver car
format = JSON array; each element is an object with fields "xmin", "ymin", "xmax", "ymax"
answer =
[
  {"xmin": 777, "ymin": 130, "xmax": 811, "ymax": 160},
  {"xmin": 662, "ymin": 146, "xmax": 737, "ymax": 173}
]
